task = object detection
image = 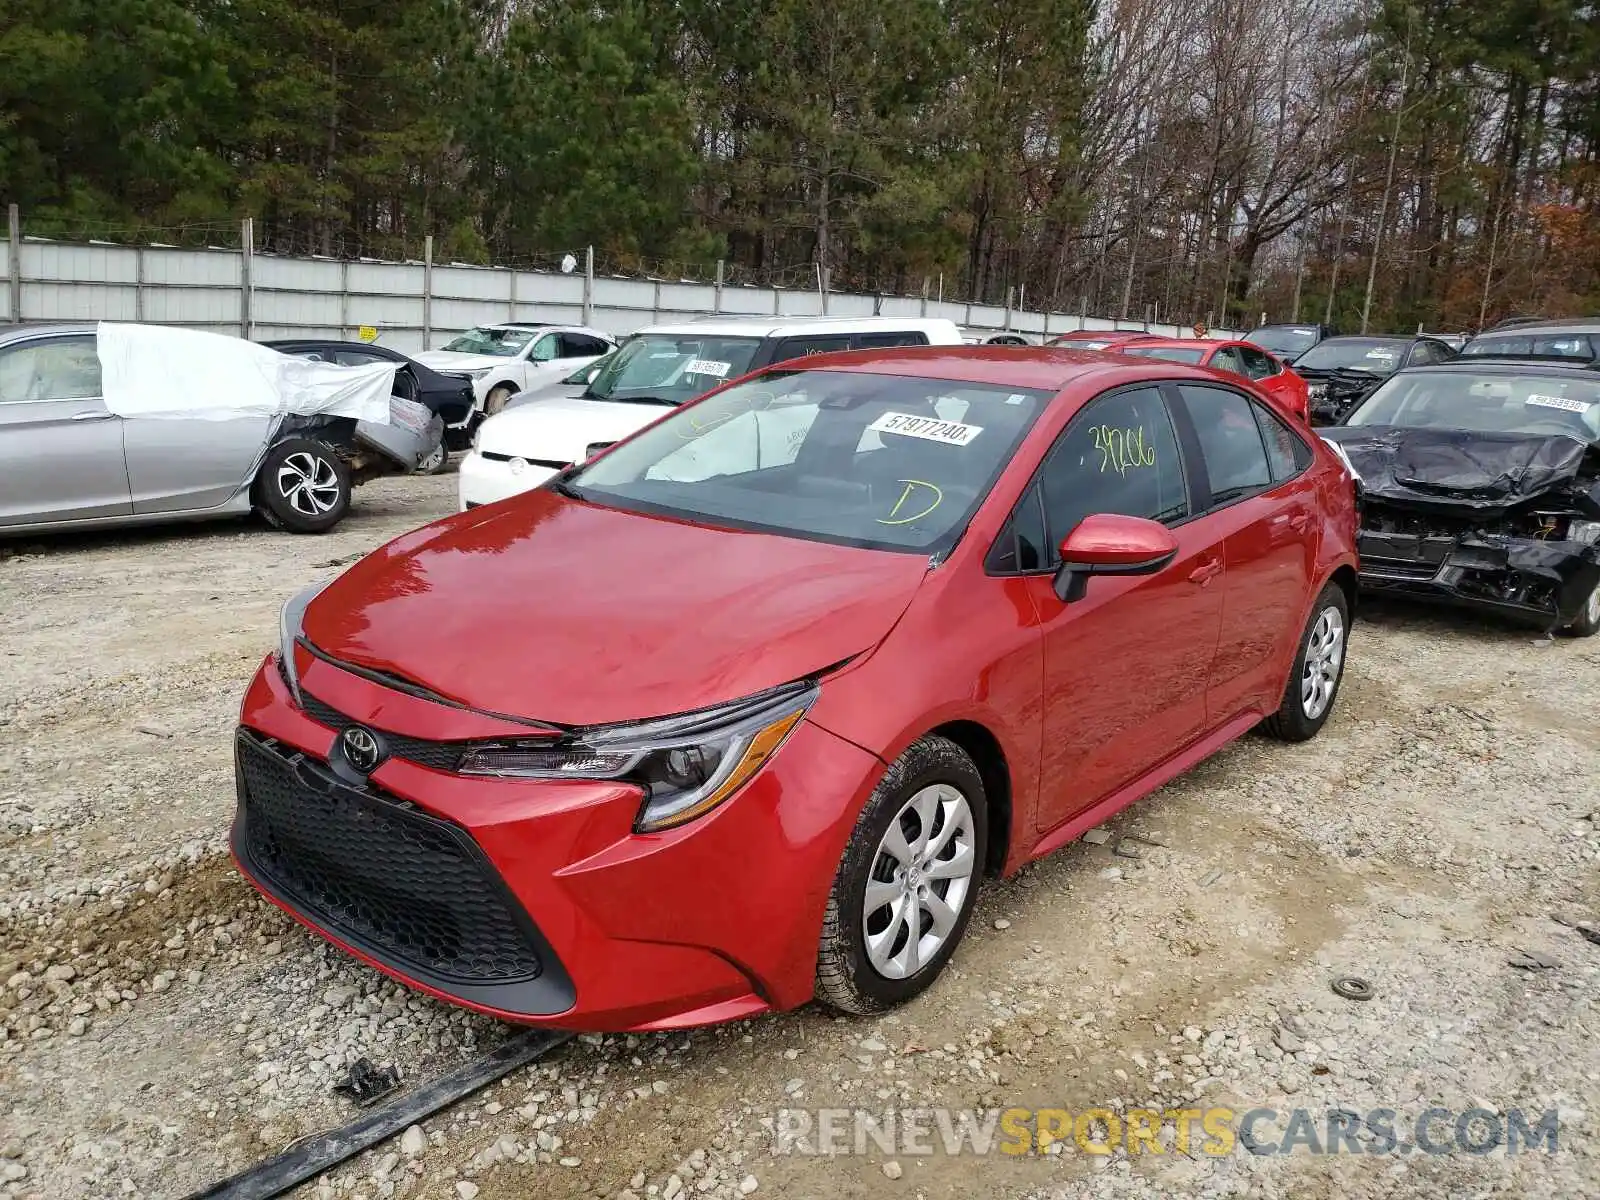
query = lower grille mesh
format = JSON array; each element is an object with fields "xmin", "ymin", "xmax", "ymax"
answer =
[{"xmin": 236, "ymin": 731, "xmax": 543, "ymax": 983}]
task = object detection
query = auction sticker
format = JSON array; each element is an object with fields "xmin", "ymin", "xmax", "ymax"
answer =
[
  {"xmin": 684, "ymin": 359, "xmax": 732, "ymax": 377},
  {"xmin": 868, "ymin": 411, "xmax": 984, "ymax": 445},
  {"xmin": 1526, "ymin": 394, "xmax": 1591, "ymax": 413}
]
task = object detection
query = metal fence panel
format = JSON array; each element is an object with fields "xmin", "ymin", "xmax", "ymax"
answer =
[{"xmin": 4, "ymin": 232, "xmax": 1241, "ymax": 348}]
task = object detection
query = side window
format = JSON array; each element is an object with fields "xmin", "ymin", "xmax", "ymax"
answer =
[
  {"xmin": 0, "ymin": 338, "xmax": 103, "ymax": 403},
  {"xmin": 1237, "ymin": 346, "xmax": 1277, "ymax": 379},
  {"xmin": 1252, "ymin": 401, "xmax": 1313, "ymax": 482},
  {"xmin": 1179, "ymin": 385, "xmax": 1273, "ymax": 505},
  {"xmin": 1209, "ymin": 347, "xmax": 1248, "ymax": 377},
  {"xmin": 334, "ymin": 349, "xmax": 384, "ymax": 367},
  {"xmin": 560, "ymin": 333, "xmax": 609, "ymax": 358},
  {"xmin": 854, "ymin": 332, "xmax": 929, "ymax": 350},
  {"xmin": 770, "ymin": 336, "xmax": 852, "ymax": 363},
  {"xmin": 529, "ymin": 334, "xmax": 559, "ymax": 362},
  {"xmin": 987, "ymin": 483, "xmax": 1048, "ymax": 574},
  {"xmin": 1035, "ymin": 386, "xmax": 1188, "ymax": 560}
]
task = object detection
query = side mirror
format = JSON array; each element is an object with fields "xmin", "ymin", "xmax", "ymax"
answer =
[{"xmin": 1052, "ymin": 514, "xmax": 1180, "ymax": 604}]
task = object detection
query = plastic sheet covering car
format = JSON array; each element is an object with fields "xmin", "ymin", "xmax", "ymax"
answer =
[{"xmin": 98, "ymin": 322, "xmax": 396, "ymax": 423}]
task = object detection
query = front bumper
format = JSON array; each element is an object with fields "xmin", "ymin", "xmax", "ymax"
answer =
[
  {"xmin": 1357, "ymin": 529, "xmax": 1600, "ymax": 628},
  {"xmin": 457, "ymin": 451, "xmax": 560, "ymax": 511},
  {"xmin": 232, "ymin": 654, "xmax": 883, "ymax": 1031}
]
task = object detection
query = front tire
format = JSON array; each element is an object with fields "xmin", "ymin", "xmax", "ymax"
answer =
[
  {"xmin": 254, "ymin": 437, "xmax": 351, "ymax": 534},
  {"xmin": 416, "ymin": 443, "xmax": 449, "ymax": 475},
  {"xmin": 814, "ymin": 736, "xmax": 987, "ymax": 1016},
  {"xmin": 1261, "ymin": 582, "xmax": 1349, "ymax": 741},
  {"xmin": 485, "ymin": 384, "xmax": 516, "ymax": 416},
  {"xmin": 1560, "ymin": 581, "xmax": 1600, "ymax": 638}
]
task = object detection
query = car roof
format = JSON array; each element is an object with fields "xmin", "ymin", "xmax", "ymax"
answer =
[
  {"xmin": 632, "ymin": 316, "xmax": 963, "ymax": 339},
  {"xmin": 1047, "ymin": 328, "xmax": 1150, "ymax": 340},
  {"xmin": 465, "ymin": 322, "xmax": 614, "ymax": 337},
  {"xmin": 1315, "ymin": 334, "xmax": 1415, "ymax": 344},
  {"xmin": 758, "ymin": 343, "xmax": 1251, "ymax": 392},
  {"xmin": 0, "ymin": 322, "xmax": 97, "ymax": 346}
]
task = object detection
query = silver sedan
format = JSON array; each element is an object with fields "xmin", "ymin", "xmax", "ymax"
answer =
[{"xmin": 0, "ymin": 324, "xmax": 439, "ymax": 537}]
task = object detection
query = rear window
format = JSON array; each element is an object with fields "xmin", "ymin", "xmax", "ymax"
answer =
[
  {"xmin": 1462, "ymin": 332, "xmax": 1596, "ymax": 363},
  {"xmin": 1121, "ymin": 345, "xmax": 1206, "ymax": 365}
]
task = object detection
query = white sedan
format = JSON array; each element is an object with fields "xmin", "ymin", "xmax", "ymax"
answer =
[{"xmin": 413, "ymin": 324, "xmax": 615, "ymax": 416}]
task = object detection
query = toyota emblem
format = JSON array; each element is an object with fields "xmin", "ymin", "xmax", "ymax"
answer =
[{"xmin": 340, "ymin": 725, "xmax": 384, "ymax": 773}]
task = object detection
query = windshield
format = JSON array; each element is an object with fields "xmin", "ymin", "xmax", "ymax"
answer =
[
  {"xmin": 1462, "ymin": 331, "xmax": 1596, "ymax": 363},
  {"xmin": 568, "ymin": 369, "xmax": 1050, "ymax": 552},
  {"xmin": 583, "ymin": 333, "xmax": 763, "ymax": 405},
  {"xmin": 1295, "ymin": 339, "xmax": 1407, "ymax": 374},
  {"xmin": 1121, "ymin": 345, "xmax": 1206, "ymax": 365},
  {"xmin": 1244, "ymin": 326, "xmax": 1320, "ymax": 356},
  {"xmin": 564, "ymin": 354, "xmax": 611, "ymax": 385},
  {"xmin": 1345, "ymin": 371, "xmax": 1600, "ymax": 441},
  {"xmin": 441, "ymin": 326, "xmax": 540, "ymax": 357}
]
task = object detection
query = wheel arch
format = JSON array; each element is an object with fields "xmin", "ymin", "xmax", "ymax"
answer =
[{"xmin": 926, "ymin": 719, "xmax": 1012, "ymax": 877}]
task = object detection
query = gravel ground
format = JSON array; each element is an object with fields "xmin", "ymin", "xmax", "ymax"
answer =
[{"xmin": 1, "ymin": 470, "xmax": 1596, "ymax": 1200}]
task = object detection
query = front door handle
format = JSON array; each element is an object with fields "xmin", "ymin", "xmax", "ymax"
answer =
[
  {"xmin": 1188, "ymin": 557, "xmax": 1223, "ymax": 585},
  {"xmin": 70, "ymin": 410, "xmax": 112, "ymax": 421}
]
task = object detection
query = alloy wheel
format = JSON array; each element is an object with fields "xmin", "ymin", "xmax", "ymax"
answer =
[
  {"xmin": 1301, "ymin": 605, "xmax": 1345, "ymax": 720},
  {"xmin": 276, "ymin": 451, "xmax": 342, "ymax": 517},
  {"xmin": 862, "ymin": 783, "xmax": 977, "ymax": 980}
]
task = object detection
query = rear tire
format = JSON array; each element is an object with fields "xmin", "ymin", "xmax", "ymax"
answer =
[
  {"xmin": 254, "ymin": 437, "xmax": 351, "ymax": 534},
  {"xmin": 1560, "ymin": 582, "xmax": 1600, "ymax": 638},
  {"xmin": 1261, "ymin": 582, "xmax": 1349, "ymax": 742},
  {"xmin": 814, "ymin": 736, "xmax": 987, "ymax": 1016}
]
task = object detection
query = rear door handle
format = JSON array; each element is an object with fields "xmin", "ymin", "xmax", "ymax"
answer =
[
  {"xmin": 1188, "ymin": 557, "xmax": 1223, "ymax": 585},
  {"xmin": 70, "ymin": 410, "xmax": 112, "ymax": 421}
]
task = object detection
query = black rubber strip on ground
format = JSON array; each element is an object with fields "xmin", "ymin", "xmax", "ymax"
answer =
[{"xmin": 178, "ymin": 1028, "xmax": 574, "ymax": 1200}]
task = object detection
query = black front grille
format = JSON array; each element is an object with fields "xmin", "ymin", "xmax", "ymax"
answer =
[
  {"xmin": 481, "ymin": 452, "xmax": 569, "ymax": 469},
  {"xmin": 300, "ymin": 691, "xmax": 467, "ymax": 773},
  {"xmin": 235, "ymin": 731, "xmax": 544, "ymax": 984}
]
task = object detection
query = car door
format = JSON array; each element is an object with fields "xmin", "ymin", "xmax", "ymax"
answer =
[
  {"xmin": 1169, "ymin": 382, "xmax": 1318, "ymax": 725},
  {"xmin": 1236, "ymin": 344, "xmax": 1302, "ymax": 418},
  {"xmin": 0, "ymin": 333, "xmax": 132, "ymax": 526},
  {"xmin": 1000, "ymin": 384, "xmax": 1226, "ymax": 834}
]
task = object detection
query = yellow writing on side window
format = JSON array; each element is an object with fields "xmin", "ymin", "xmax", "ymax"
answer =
[{"xmin": 1093, "ymin": 425, "xmax": 1157, "ymax": 475}]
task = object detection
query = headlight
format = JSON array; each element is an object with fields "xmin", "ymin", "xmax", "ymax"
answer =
[
  {"xmin": 458, "ymin": 682, "xmax": 817, "ymax": 832},
  {"xmin": 1568, "ymin": 519, "xmax": 1600, "ymax": 546},
  {"xmin": 465, "ymin": 367, "xmax": 494, "ymax": 379},
  {"xmin": 277, "ymin": 581, "xmax": 330, "ymax": 706}
]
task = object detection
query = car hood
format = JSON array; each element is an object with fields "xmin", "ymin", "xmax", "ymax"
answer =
[
  {"xmin": 475, "ymin": 395, "xmax": 674, "ymax": 462},
  {"xmin": 412, "ymin": 351, "xmax": 516, "ymax": 372},
  {"xmin": 300, "ymin": 490, "xmax": 931, "ymax": 725},
  {"xmin": 1322, "ymin": 425, "xmax": 1600, "ymax": 515},
  {"xmin": 505, "ymin": 382, "xmax": 589, "ymax": 410}
]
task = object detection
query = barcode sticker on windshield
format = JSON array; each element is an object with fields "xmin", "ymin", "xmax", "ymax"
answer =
[
  {"xmin": 1365, "ymin": 348, "xmax": 1398, "ymax": 359},
  {"xmin": 1526, "ymin": 394, "xmax": 1591, "ymax": 413},
  {"xmin": 868, "ymin": 411, "xmax": 984, "ymax": 445},
  {"xmin": 684, "ymin": 359, "xmax": 731, "ymax": 377}
]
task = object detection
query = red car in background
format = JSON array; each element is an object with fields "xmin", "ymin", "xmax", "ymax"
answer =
[
  {"xmin": 235, "ymin": 347, "xmax": 1358, "ymax": 1032},
  {"xmin": 1116, "ymin": 337, "xmax": 1311, "ymax": 424},
  {"xmin": 1043, "ymin": 329, "xmax": 1155, "ymax": 351}
]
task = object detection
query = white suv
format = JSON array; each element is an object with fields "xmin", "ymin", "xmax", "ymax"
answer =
[
  {"xmin": 457, "ymin": 317, "xmax": 964, "ymax": 510},
  {"xmin": 414, "ymin": 323, "xmax": 616, "ymax": 416}
]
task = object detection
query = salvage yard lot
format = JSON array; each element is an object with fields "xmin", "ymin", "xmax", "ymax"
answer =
[{"xmin": 1, "ymin": 473, "xmax": 1597, "ymax": 1200}]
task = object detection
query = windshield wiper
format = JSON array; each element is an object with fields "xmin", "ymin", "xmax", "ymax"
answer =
[{"xmin": 601, "ymin": 394, "xmax": 677, "ymax": 406}]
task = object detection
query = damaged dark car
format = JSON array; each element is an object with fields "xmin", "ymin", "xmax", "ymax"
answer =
[
  {"xmin": 1322, "ymin": 362, "xmax": 1600, "ymax": 635},
  {"xmin": 1296, "ymin": 335, "xmax": 1457, "ymax": 424}
]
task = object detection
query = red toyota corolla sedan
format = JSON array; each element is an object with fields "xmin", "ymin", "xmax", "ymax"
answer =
[
  {"xmin": 233, "ymin": 347, "xmax": 1358, "ymax": 1032},
  {"xmin": 1115, "ymin": 337, "xmax": 1312, "ymax": 424}
]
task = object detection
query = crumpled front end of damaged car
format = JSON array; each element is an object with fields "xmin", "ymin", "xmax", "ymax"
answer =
[
  {"xmin": 1325, "ymin": 426, "xmax": 1600, "ymax": 627},
  {"xmin": 1356, "ymin": 504, "xmax": 1600, "ymax": 626}
]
